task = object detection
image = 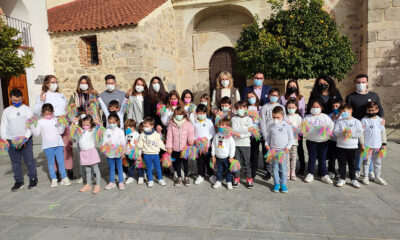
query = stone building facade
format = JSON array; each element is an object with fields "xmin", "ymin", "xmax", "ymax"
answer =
[{"xmin": 47, "ymin": 0, "xmax": 400, "ymax": 126}]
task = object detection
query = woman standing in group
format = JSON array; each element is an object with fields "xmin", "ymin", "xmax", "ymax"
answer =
[
  {"xmin": 126, "ymin": 78, "xmax": 149, "ymax": 127},
  {"xmin": 307, "ymin": 75, "xmax": 342, "ymax": 115},
  {"xmin": 144, "ymin": 76, "xmax": 169, "ymax": 133},
  {"xmin": 69, "ymin": 76, "xmax": 98, "ymax": 113},
  {"xmin": 211, "ymin": 71, "xmax": 240, "ymax": 111}
]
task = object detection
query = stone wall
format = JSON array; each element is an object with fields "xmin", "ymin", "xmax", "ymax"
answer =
[{"xmin": 366, "ymin": 0, "xmax": 400, "ymax": 126}]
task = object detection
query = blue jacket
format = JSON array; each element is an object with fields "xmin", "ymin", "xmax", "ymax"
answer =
[{"xmin": 242, "ymin": 85, "xmax": 271, "ymax": 106}]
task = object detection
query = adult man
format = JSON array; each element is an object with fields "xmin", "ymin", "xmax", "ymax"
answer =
[
  {"xmin": 99, "ymin": 74, "xmax": 126, "ymax": 107},
  {"xmin": 242, "ymin": 71, "xmax": 271, "ymax": 106}
]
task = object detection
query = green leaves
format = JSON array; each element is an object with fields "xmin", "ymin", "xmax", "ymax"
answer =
[
  {"xmin": 235, "ymin": 0, "xmax": 357, "ymax": 80},
  {"xmin": 0, "ymin": 19, "xmax": 33, "ymax": 77}
]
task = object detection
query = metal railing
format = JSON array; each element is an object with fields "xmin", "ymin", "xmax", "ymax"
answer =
[{"xmin": 0, "ymin": 14, "xmax": 32, "ymax": 47}]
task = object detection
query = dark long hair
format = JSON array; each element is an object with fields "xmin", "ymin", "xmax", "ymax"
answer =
[
  {"xmin": 131, "ymin": 77, "xmax": 148, "ymax": 96},
  {"xmin": 148, "ymin": 76, "xmax": 168, "ymax": 103},
  {"xmin": 310, "ymin": 75, "xmax": 338, "ymax": 97},
  {"xmin": 285, "ymin": 79, "xmax": 302, "ymax": 101}
]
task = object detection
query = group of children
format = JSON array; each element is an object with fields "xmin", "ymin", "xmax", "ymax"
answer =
[{"xmin": 0, "ymin": 87, "xmax": 388, "ymax": 194}]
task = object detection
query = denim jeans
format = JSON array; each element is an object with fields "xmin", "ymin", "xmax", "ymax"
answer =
[
  {"xmin": 273, "ymin": 159, "xmax": 287, "ymax": 186},
  {"xmin": 143, "ymin": 154, "xmax": 163, "ymax": 181},
  {"xmin": 108, "ymin": 157, "xmax": 123, "ymax": 183},
  {"xmin": 216, "ymin": 157, "xmax": 232, "ymax": 182},
  {"xmin": 44, "ymin": 146, "xmax": 67, "ymax": 180},
  {"xmin": 7, "ymin": 137, "xmax": 37, "ymax": 182},
  {"xmin": 128, "ymin": 158, "xmax": 143, "ymax": 178}
]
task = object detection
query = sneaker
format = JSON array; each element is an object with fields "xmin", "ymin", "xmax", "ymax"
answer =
[
  {"xmin": 246, "ymin": 178, "xmax": 254, "ymax": 189},
  {"xmin": 92, "ymin": 185, "xmax": 101, "ymax": 194},
  {"xmin": 138, "ymin": 177, "xmax": 144, "ymax": 184},
  {"xmin": 158, "ymin": 179, "xmax": 166, "ymax": 186},
  {"xmin": 28, "ymin": 178, "xmax": 38, "ymax": 189},
  {"xmin": 123, "ymin": 172, "xmax": 127, "ymax": 180},
  {"xmin": 126, "ymin": 177, "xmax": 135, "ymax": 185},
  {"xmin": 76, "ymin": 177, "xmax": 83, "ymax": 184},
  {"xmin": 11, "ymin": 182, "xmax": 24, "ymax": 192},
  {"xmin": 147, "ymin": 180, "xmax": 154, "ymax": 188},
  {"xmin": 362, "ymin": 177, "xmax": 370, "ymax": 185},
  {"xmin": 79, "ymin": 184, "xmax": 92, "ymax": 192},
  {"xmin": 328, "ymin": 172, "xmax": 335, "ymax": 180},
  {"xmin": 210, "ymin": 175, "xmax": 217, "ymax": 184},
  {"xmin": 272, "ymin": 184, "xmax": 280, "ymax": 192},
  {"xmin": 351, "ymin": 179, "xmax": 361, "ymax": 188},
  {"xmin": 290, "ymin": 171, "xmax": 297, "ymax": 181},
  {"xmin": 104, "ymin": 182, "xmax": 116, "ymax": 190},
  {"xmin": 227, "ymin": 182, "xmax": 233, "ymax": 190},
  {"xmin": 374, "ymin": 177, "xmax": 388, "ymax": 186},
  {"xmin": 355, "ymin": 171, "xmax": 360, "ymax": 179},
  {"xmin": 304, "ymin": 174, "xmax": 314, "ymax": 183},
  {"xmin": 184, "ymin": 177, "xmax": 191, "ymax": 186},
  {"xmin": 369, "ymin": 172, "xmax": 376, "ymax": 181},
  {"xmin": 280, "ymin": 184, "xmax": 288, "ymax": 193},
  {"xmin": 118, "ymin": 183, "xmax": 125, "ymax": 190},
  {"xmin": 60, "ymin": 178, "xmax": 71, "ymax": 186},
  {"xmin": 336, "ymin": 179, "xmax": 346, "ymax": 187},
  {"xmin": 321, "ymin": 175, "xmax": 333, "ymax": 184},
  {"xmin": 194, "ymin": 176, "xmax": 204, "ymax": 185},
  {"xmin": 51, "ymin": 179, "xmax": 58, "ymax": 188},
  {"xmin": 213, "ymin": 181, "xmax": 221, "ymax": 189},
  {"xmin": 175, "ymin": 178, "xmax": 182, "ymax": 187},
  {"xmin": 264, "ymin": 172, "xmax": 272, "ymax": 181},
  {"xmin": 233, "ymin": 178, "xmax": 240, "ymax": 188},
  {"xmin": 173, "ymin": 171, "xmax": 178, "ymax": 182}
]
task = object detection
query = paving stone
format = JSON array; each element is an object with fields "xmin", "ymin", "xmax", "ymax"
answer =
[
  {"xmin": 350, "ymin": 194, "xmax": 400, "ymax": 221},
  {"xmin": 31, "ymin": 225, "xmax": 87, "ymax": 240},
  {"xmin": 289, "ymin": 216, "xmax": 334, "ymax": 235},
  {"xmin": 249, "ymin": 214, "xmax": 291, "ymax": 232},
  {"xmin": 309, "ymin": 184, "xmax": 351, "ymax": 205},
  {"xmin": 0, "ymin": 223, "xmax": 47, "ymax": 240},
  {"xmin": 162, "ymin": 232, "xmax": 209, "ymax": 240},
  {"xmin": 210, "ymin": 212, "xmax": 249, "ymax": 229},
  {"xmin": 67, "ymin": 204, "xmax": 114, "ymax": 220},
  {"xmin": 76, "ymin": 227, "xmax": 125, "ymax": 240},
  {"xmin": 283, "ymin": 194, "xmax": 324, "ymax": 217},
  {"xmin": 101, "ymin": 195, "xmax": 153, "ymax": 223},
  {"xmin": 370, "ymin": 220, "xmax": 400, "ymax": 239},
  {"xmin": 139, "ymin": 207, "xmax": 181, "ymax": 225}
]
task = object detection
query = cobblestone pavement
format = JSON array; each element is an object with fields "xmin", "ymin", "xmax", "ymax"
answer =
[{"xmin": 0, "ymin": 139, "xmax": 399, "ymax": 240}]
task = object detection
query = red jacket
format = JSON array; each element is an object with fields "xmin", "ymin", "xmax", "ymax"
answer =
[{"xmin": 166, "ymin": 119, "xmax": 195, "ymax": 152}]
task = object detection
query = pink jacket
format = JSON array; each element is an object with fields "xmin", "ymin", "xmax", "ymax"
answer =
[{"xmin": 166, "ymin": 120, "xmax": 195, "ymax": 152}]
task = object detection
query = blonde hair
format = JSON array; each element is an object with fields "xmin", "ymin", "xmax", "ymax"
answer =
[{"xmin": 215, "ymin": 71, "xmax": 234, "ymax": 89}]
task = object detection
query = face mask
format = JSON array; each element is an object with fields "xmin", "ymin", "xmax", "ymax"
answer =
[
  {"xmin": 135, "ymin": 85, "xmax": 144, "ymax": 93},
  {"xmin": 174, "ymin": 115, "xmax": 184, "ymax": 121},
  {"xmin": 184, "ymin": 98, "xmax": 191, "ymax": 104},
  {"xmin": 13, "ymin": 101, "xmax": 22, "ymax": 108},
  {"xmin": 197, "ymin": 114, "xmax": 206, "ymax": 121},
  {"xmin": 106, "ymin": 84, "xmax": 115, "ymax": 91},
  {"xmin": 200, "ymin": 101, "xmax": 208, "ymax": 106},
  {"xmin": 287, "ymin": 87, "xmax": 297, "ymax": 94},
  {"xmin": 333, "ymin": 109, "xmax": 339, "ymax": 115},
  {"xmin": 170, "ymin": 100, "xmax": 178, "ymax": 106},
  {"xmin": 49, "ymin": 83, "xmax": 58, "ymax": 92},
  {"xmin": 125, "ymin": 128, "xmax": 132, "ymax": 135},
  {"xmin": 273, "ymin": 119, "xmax": 282, "ymax": 125},
  {"xmin": 44, "ymin": 114, "xmax": 53, "ymax": 120},
  {"xmin": 318, "ymin": 84, "xmax": 329, "ymax": 92},
  {"xmin": 356, "ymin": 83, "xmax": 367, "ymax": 92},
  {"xmin": 248, "ymin": 97, "xmax": 256, "ymax": 105},
  {"xmin": 83, "ymin": 125, "xmax": 90, "ymax": 131},
  {"xmin": 152, "ymin": 83, "xmax": 160, "ymax": 92},
  {"xmin": 341, "ymin": 112, "xmax": 350, "ymax": 119},
  {"xmin": 287, "ymin": 109, "xmax": 296, "ymax": 115},
  {"xmin": 144, "ymin": 127, "xmax": 152, "ymax": 133},
  {"xmin": 367, "ymin": 113, "xmax": 377, "ymax": 118},
  {"xmin": 269, "ymin": 96, "xmax": 279, "ymax": 103},
  {"xmin": 254, "ymin": 79, "xmax": 263, "ymax": 87},
  {"xmin": 237, "ymin": 109, "xmax": 245, "ymax": 116},
  {"xmin": 221, "ymin": 80, "xmax": 230, "ymax": 88},
  {"xmin": 109, "ymin": 123, "xmax": 117, "ymax": 129},
  {"xmin": 80, "ymin": 84, "xmax": 89, "ymax": 91},
  {"xmin": 310, "ymin": 108, "xmax": 321, "ymax": 115},
  {"xmin": 221, "ymin": 106, "xmax": 229, "ymax": 112}
]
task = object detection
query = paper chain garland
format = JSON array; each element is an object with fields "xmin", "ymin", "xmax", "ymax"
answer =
[
  {"xmin": 94, "ymin": 125, "xmax": 106, "ymax": 143},
  {"xmin": 187, "ymin": 103, "xmax": 196, "ymax": 113},
  {"xmin": 300, "ymin": 121, "xmax": 332, "ymax": 138},
  {"xmin": 0, "ymin": 139, "xmax": 10, "ymax": 154},
  {"xmin": 247, "ymin": 110, "xmax": 260, "ymax": 123},
  {"xmin": 57, "ymin": 115, "xmax": 69, "ymax": 127},
  {"xmin": 88, "ymin": 99, "xmax": 100, "ymax": 119},
  {"xmin": 69, "ymin": 124, "xmax": 83, "ymax": 141},
  {"xmin": 342, "ymin": 128, "xmax": 352, "ymax": 141},
  {"xmin": 249, "ymin": 127, "xmax": 261, "ymax": 141},
  {"xmin": 66, "ymin": 104, "xmax": 77, "ymax": 122},
  {"xmin": 161, "ymin": 152, "xmax": 173, "ymax": 168},
  {"xmin": 26, "ymin": 116, "xmax": 38, "ymax": 128},
  {"xmin": 220, "ymin": 126, "xmax": 233, "ymax": 139},
  {"xmin": 125, "ymin": 145, "xmax": 140, "ymax": 160},
  {"xmin": 10, "ymin": 137, "xmax": 29, "ymax": 150},
  {"xmin": 360, "ymin": 147, "xmax": 387, "ymax": 160},
  {"xmin": 100, "ymin": 143, "xmax": 125, "ymax": 156},
  {"xmin": 134, "ymin": 158, "xmax": 146, "ymax": 169},
  {"xmin": 195, "ymin": 137, "xmax": 209, "ymax": 156},
  {"xmin": 378, "ymin": 148, "xmax": 387, "ymax": 158},
  {"xmin": 180, "ymin": 145, "xmax": 198, "ymax": 161},
  {"xmin": 209, "ymin": 160, "xmax": 217, "ymax": 171},
  {"xmin": 156, "ymin": 103, "xmax": 167, "ymax": 117},
  {"xmin": 264, "ymin": 149, "xmax": 286, "ymax": 164},
  {"xmin": 229, "ymin": 159, "xmax": 241, "ymax": 173}
]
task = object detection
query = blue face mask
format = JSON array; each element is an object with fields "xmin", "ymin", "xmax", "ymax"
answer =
[
  {"xmin": 13, "ymin": 102, "xmax": 22, "ymax": 108},
  {"xmin": 254, "ymin": 79, "xmax": 263, "ymax": 87},
  {"xmin": 270, "ymin": 96, "xmax": 279, "ymax": 103},
  {"xmin": 333, "ymin": 109, "xmax": 339, "ymax": 115},
  {"xmin": 341, "ymin": 112, "xmax": 350, "ymax": 119},
  {"xmin": 248, "ymin": 97, "xmax": 256, "ymax": 105},
  {"xmin": 125, "ymin": 128, "xmax": 132, "ymax": 135},
  {"xmin": 109, "ymin": 123, "xmax": 117, "ymax": 130}
]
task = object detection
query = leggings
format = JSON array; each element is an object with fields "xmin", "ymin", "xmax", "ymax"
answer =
[
  {"xmin": 84, "ymin": 164, "xmax": 101, "ymax": 185},
  {"xmin": 172, "ymin": 151, "xmax": 188, "ymax": 178}
]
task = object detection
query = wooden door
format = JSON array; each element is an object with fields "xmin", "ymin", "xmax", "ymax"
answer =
[
  {"xmin": 5, "ymin": 74, "xmax": 29, "ymax": 106},
  {"xmin": 209, "ymin": 47, "xmax": 246, "ymax": 95}
]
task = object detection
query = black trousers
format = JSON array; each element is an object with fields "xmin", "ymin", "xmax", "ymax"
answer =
[
  {"xmin": 337, "ymin": 148, "xmax": 357, "ymax": 181},
  {"xmin": 197, "ymin": 149, "xmax": 213, "ymax": 177},
  {"xmin": 172, "ymin": 151, "xmax": 188, "ymax": 178},
  {"xmin": 250, "ymin": 138, "xmax": 261, "ymax": 178},
  {"xmin": 327, "ymin": 140, "xmax": 338, "ymax": 173},
  {"xmin": 297, "ymin": 136, "xmax": 305, "ymax": 174}
]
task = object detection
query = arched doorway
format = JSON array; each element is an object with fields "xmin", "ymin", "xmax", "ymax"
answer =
[{"xmin": 209, "ymin": 47, "xmax": 246, "ymax": 95}]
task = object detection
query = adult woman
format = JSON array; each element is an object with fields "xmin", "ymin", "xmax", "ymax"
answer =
[
  {"xmin": 211, "ymin": 71, "xmax": 240, "ymax": 111},
  {"xmin": 126, "ymin": 78, "xmax": 149, "ymax": 126},
  {"xmin": 307, "ymin": 75, "xmax": 342, "ymax": 115},
  {"xmin": 34, "ymin": 75, "xmax": 74, "ymax": 179},
  {"xmin": 69, "ymin": 76, "xmax": 98, "ymax": 114},
  {"xmin": 144, "ymin": 76, "xmax": 168, "ymax": 133},
  {"xmin": 246, "ymin": 91, "xmax": 261, "ymax": 179}
]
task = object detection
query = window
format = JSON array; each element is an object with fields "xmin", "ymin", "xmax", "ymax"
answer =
[{"xmin": 82, "ymin": 36, "xmax": 99, "ymax": 65}]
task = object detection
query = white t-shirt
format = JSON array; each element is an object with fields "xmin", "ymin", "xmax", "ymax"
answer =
[
  {"xmin": 362, "ymin": 117, "xmax": 385, "ymax": 148},
  {"xmin": 31, "ymin": 118, "xmax": 65, "ymax": 149},
  {"xmin": 302, "ymin": 114, "xmax": 334, "ymax": 142},
  {"xmin": 191, "ymin": 118, "xmax": 215, "ymax": 140},
  {"xmin": 34, "ymin": 91, "xmax": 67, "ymax": 117},
  {"xmin": 286, "ymin": 113, "xmax": 302, "ymax": 146},
  {"xmin": 103, "ymin": 128, "xmax": 126, "ymax": 158},
  {"xmin": 1, "ymin": 105, "xmax": 33, "ymax": 139},
  {"xmin": 334, "ymin": 118, "xmax": 363, "ymax": 149}
]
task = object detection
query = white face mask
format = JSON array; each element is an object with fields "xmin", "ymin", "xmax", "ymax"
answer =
[
  {"xmin": 135, "ymin": 85, "xmax": 144, "ymax": 93},
  {"xmin": 144, "ymin": 127, "xmax": 152, "ymax": 133},
  {"xmin": 49, "ymin": 83, "xmax": 58, "ymax": 92},
  {"xmin": 106, "ymin": 84, "xmax": 115, "ymax": 91},
  {"xmin": 200, "ymin": 101, "xmax": 208, "ymax": 106},
  {"xmin": 273, "ymin": 119, "xmax": 282, "ymax": 125},
  {"xmin": 152, "ymin": 83, "xmax": 160, "ymax": 92},
  {"xmin": 356, "ymin": 83, "xmax": 367, "ymax": 93},
  {"xmin": 310, "ymin": 108, "xmax": 321, "ymax": 115},
  {"xmin": 221, "ymin": 80, "xmax": 230, "ymax": 88},
  {"xmin": 80, "ymin": 84, "xmax": 89, "ymax": 91}
]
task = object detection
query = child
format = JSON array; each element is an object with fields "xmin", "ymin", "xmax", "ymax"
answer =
[
  {"xmin": 77, "ymin": 115, "xmax": 102, "ymax": 193},
  {"xmin": 181, "ymin": 89, "xmax": 196, "ymax": 116},
  {"xmin": 1, "ymin": 88, "xmax": 38, "ymax": 191},
  {"xmin": 285, "ymin": 98, "xmax": 302, "ymax": 180},
  {"xmin": 214, "ymin": 97, "xmax": 233, "ymax": 126},
  {"xmin": 231, "ymin": 100, "xmax": 253, "ymax": 188},
  {"xmin": 31, "ymin": 103, "xmax": 71, "ymax": 187},
  {"xmin": 334, "ymin": 104, "xmax": 363, "ymax": 188},
  {"xmin": 260, "ymin": 88, "xmax": 286, "ymax": 180},
  {"xmin": 191, "ymin": 104, "xmax": 215, "ymax": 185},
  {"xmin": 137, "ymin": 117, "xmax": 167, "ymax": 187},
  {"xmin": 199, "ymin": 94, "xmax": 211, "ymax": 117},
  {"xmin": 327, "ymin": 99, "xmax": 342, "ymax": 180},
  {"xmin": 166, "ymin": 106, "xmax": 195, "ymax": 186},
  {"xmin": 161, "ymin": 90, "xmax": 181, "ymax": 127},
  {"xmin": 265, "ymin": 106, "xmax": 294, "ymax": 193},
  {"xmin": 302, "ymin": 98, "xmax": 334, "ymax": 184},
  {"xmin": 73, "ymin": 106, "xmax": 88, "ymax": 184},
  {"xmin": 98, "ymin": 98, "xmax": 128, "ymax": 129},
  {"xmin": 211, "ymin": 118, "xmax": 235, "ymax": 190},
  {"xmin": 360, "ymin": 101, "xmax": 387, "ymax": 186},
  {"xmin": 246, "ymin": 92, "xmax": 261, "ymax": 179},
  {"xmin": 124, "ymin": 119, "xmax": 143, "ymax": 185},
  {"xmin": 102, "ymin": 113, "xmax": 126, "ymax": 190}
]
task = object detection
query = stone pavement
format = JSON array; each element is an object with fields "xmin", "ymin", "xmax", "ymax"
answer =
[{"xmin": 0, "ymin": 140, "xmax": 399, "ymax": 240}]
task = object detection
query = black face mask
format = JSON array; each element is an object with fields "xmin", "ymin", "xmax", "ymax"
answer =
[
  {"xmin": 110, "ymin": 110, "xmax": 117, "ymax": 115},
  {"xmin": 367, "ymin": 113, "xmax": 377, "ymax": 118},
  {"xmin": 318, "ymin": 84, "xmax": 329, "ymax": 92},
  {"xmin": 287, "ymin": 87, "xmax": 297, "ymax": 94}
]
